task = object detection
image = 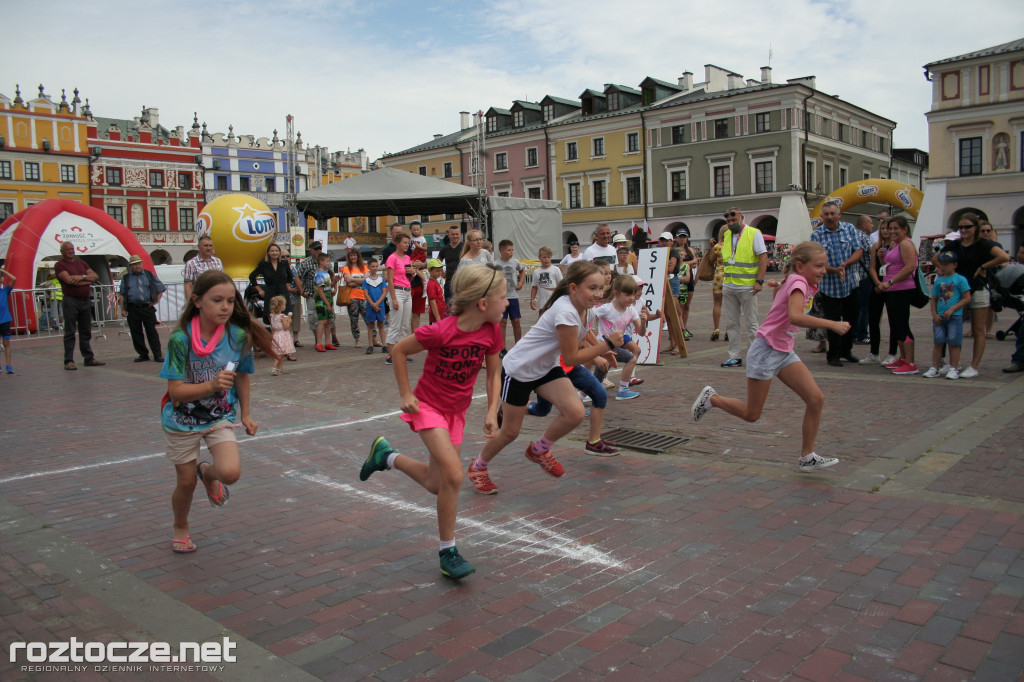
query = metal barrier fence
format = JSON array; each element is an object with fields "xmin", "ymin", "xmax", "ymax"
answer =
[{"xmin": 7, "ymin": 283, "xmax": 195, "ymax": 342}]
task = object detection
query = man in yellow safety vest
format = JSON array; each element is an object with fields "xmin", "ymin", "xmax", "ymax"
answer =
[{"xmin": 719, "ymin": 208, "xmax": 769, "ymax": 367}]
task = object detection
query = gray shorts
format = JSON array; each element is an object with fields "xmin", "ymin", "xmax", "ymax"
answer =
[{"xmin": 745, "ymin": 336, "xmax": 801, "ymax": 380}]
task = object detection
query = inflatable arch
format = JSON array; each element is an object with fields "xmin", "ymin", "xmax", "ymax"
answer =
[
  {"xmin": 0, "ymin": 199, "xmax": 153, "ymax": 332},
  {"xmin": 809, "ymin": 179, "xmax": 923, "ymax": 228}
]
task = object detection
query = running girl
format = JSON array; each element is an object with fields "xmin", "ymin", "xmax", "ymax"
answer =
[
  {"xmin": 468, "ymin": 261, "xmax": 625, "ymax": 493},
  {"xmin": 268, "ymin": 295, "xmax": 294, "ymax": 376},
  {"xmin": 359, "ymin": 265, "xmax": 505, "ymax": 579},
  {"xmin": 593, "ymin": 275, "xmax": 643, "ymax": 400},
  {"xmin": 690, "ymin": 241, "xmax": 849, "ymax": 471},
  {"xmin": 161, "ymin": 270, "xmax": 275, "ymax": 553}
]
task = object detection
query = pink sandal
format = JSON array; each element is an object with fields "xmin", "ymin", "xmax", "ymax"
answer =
[{"xmin": 172, "ymin": 536, "xmax": 197, "ymax": 553}]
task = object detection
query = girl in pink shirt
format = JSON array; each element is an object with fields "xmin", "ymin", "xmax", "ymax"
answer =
[
  {"xmin": 690, "ymin": 242, "xmax": 851, "ymax": 471},
  {"xmin": 358, "ymin": 265, "xmax": 506, "ymax": 580}
]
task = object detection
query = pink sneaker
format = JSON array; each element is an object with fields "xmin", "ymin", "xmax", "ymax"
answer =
[
  {"xmin": 467, "ymin": 464, "xmax": 497, "ymax": 495},
  {"xmin": 892, "ymin": 362, "xmax": 919, "ymax": 375},
  {"xmin": 885, "ymin": 358, "xmax": 907, "ymax": 369},
  {"xmin": 525, "ymin": 443, "xmax": 565, "ymax": 477}
]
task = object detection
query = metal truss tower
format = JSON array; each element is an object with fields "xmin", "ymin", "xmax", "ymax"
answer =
[
  {"xmin": 468, "ymin": 110, "xmax": 488, "ymax": 235},
  {"xmin": 285, "ymin": 114, "xmax": 298, "ymax": 233}
]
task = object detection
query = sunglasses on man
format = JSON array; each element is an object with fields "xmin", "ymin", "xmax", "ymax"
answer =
[{"xmin": 724, "ymin": 211, "xmax": 738, "ymax": 218}]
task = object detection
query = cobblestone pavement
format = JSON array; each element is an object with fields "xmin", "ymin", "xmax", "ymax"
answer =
[{"xmin": 1, "ymin": 303, "xmax": 1022, "ymax": 681}]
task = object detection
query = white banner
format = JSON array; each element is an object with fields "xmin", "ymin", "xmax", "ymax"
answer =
[{"xmin": 635, "ymin": 247, "xmax": 668, "ymax": 364}]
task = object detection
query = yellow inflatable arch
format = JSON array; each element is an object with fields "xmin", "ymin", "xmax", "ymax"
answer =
[{"xmin": 809, "ymin": 179, "xmax": 924, "ymax": 227}]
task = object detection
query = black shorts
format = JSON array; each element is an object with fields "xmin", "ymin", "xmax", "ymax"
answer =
[
  {"xmin": 0, "ymin": 321, "xmax": 10, "ymax": 338},
  {"xmin": 500, "ymin": 366, "xmax": 566, "ymax": 407}
]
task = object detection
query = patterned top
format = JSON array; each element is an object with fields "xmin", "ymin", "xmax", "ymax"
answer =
[
  {"xmin": 296, "ymin": 255, "xmax": 320, "ymax": 298},
  {"xmin": 183, "ymin": 255, "xmax": 224, "ymax": 283},
  {"xmin": 811, "ymin": 221, "xmax": 864, "ymax": 298}
]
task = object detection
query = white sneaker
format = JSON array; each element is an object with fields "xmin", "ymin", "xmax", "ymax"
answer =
[
  {"xmin": 799, "ymin": 453, "xmax": 839, "ymax": 471},
  {"xmin": 881, "ymin": 354, "xmax": 897, "ymax": 366},
  {"xmin": 959, "ymin": 367, "xmax": 979, "ymax": 378},
  {"xmin": 859, "ymin": 353, "xmax": 879, "ymax": 365},
  {"xmin": 579, "ymin": 390, "xmax": 592, "ymax": 403},
  {"xmin": 922, "ymin": 367, "xmax": 940, "ymax": 378},
  {"xmin": 946, "ymin": 368, "xmax": 960, "ymax": 380},
  {"xmin": 691, "ymin": 386, "xmax": 716, "ymax": 422},
  {"xmin": 938, "ymin": 363, "xmax": 953, "ymax": 376},
  {"xmin": 602, "ymin": 378, "xmax": 615, "ymax": 389}
]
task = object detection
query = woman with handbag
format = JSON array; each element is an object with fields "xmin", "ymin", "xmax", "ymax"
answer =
[
  {"xmin": 340, "ymin": 249, "xmax": 370, "ymax": 348},
  {"xmin": 877, "ymin": 216, "xmax": 920, "ymax": 375},
  {"xmin": 248, "ymin": 244, "xmax": 293, "ymax": 326}
]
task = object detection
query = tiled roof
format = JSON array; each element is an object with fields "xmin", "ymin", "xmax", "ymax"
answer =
[
  {"xmin": 607, "ymin": 84, "xmax": 641, "ymax": 96},
  {"xmin": 925, "ymin": 37, "xmax": 1024, "ymax": 68},
  {"xmin": 512, "ymin": 100, "xmax": 542, "ymax": 111},
  {"xmin": 542, "ymin": 95, "xmax": 580, "ymax": 108},
  {"xmin": 93, "ymin": 116, "xmax": 173, "ymax": 142},
  {"xmin": 384, "ymin": 129, "xmax": 468, "ymax": 157}
]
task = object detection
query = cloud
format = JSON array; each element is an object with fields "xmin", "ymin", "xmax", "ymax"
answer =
[{"xmin": 2, "ymin": 0, "xmax": 1022, "ymax": 160}]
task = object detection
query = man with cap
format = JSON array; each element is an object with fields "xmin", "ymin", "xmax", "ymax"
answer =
[
  {"xmin": 719, "ymin": 208, "xmax": 769, "ymax": 367},
  {"xmin": 54, "ymin": 240, "xmax": 106, "ymax": 370},
  {"xmin": 583, "ymin": 224, "xmax": 617, "ymax": 264},
  {"xmin": 118, "ymin": 254, "xmax": 167, "ymax": 362},
  {"xmin": 296, "ymin": 240, "xmax": 327, "ymax": 341}
]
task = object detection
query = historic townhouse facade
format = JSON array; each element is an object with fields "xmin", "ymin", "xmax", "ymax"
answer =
[
  {"xmin": 647, "ymin": 66, "xmax": 894, "ymax": 241},
  {"xmin": 201, "ymin": 126, "xmax": 312, "ymax": 253},
  {"xmin": 0, "ymin": 85, "xmax": 91, "ymax": 221},
  {"xmin": 382, "ymin": 64, "xmax": 897, "ymax": 253},
  {"xmin": 920, "ymin": 38, "xmax": 1024, "ymax": 251},
  {"xmin": 88, "ymin": 108, "xmax": 204, "ymax": 264}
]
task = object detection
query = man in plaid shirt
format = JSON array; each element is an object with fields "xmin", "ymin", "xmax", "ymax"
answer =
[
  {"xmin": 811, "ymin": 202, "xmax": 864, "ymax": 367},
  {"xmin": 182, "ymin": 236, "xmax": 223, "ymax": 300},
  {"xmin": 296, "ymin": 241, "xmax": 325, "ymax": 341}
]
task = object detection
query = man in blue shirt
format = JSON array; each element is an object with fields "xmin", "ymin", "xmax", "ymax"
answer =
[
  {"xmin": 118, "ymin": 255, "xmax": 167, "ymax": 362},
  {"xmin": 811, "ymin": 202, "xmax": 864, "ymax": 367}
]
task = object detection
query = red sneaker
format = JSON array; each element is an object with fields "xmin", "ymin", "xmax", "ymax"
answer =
[
  {"xmin": 884, "ymin": 358, "xmax": 906, "ymax": 369},
  {"xmin": 629, "ymin": 377, "xmax": 644, "ymax": 386},
  {"xmin": 467, "ymin": 464, "xmax": 497, "ymax": 494},
  {"xmin": 315, "ymin": 344, "xmax": 326, "ymax": 352},
  {"xmin": 525, "ymin": 443, "xmax": 565, "ymax": 477},
  {"xmin": 325, "ymin": 344, "xmax": 337, "ymax": 350}
]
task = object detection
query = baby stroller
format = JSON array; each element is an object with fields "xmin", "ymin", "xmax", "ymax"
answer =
[
  {"xmin": 988, "ymin": 263, "xmax": 1024, "ymax": 340},
  {"xmin": 243, "ymin": 283, "xmax": 266, "ymax": 321}
]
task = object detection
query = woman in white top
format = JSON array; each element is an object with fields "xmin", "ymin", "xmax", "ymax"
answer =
[
  {"xmin": 459, "ymin": 229, "xmax": 494, "ymax": 267},
  {"xmin": 558, "ymin": 241, "xmax": 583, "ymax": 273}
]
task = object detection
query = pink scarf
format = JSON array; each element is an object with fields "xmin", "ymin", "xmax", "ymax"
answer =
[{"xmin": 190, "ymin": 316, "xmax": 226, "ymax": 357}]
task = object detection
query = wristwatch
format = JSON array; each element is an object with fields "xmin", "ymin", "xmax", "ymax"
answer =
[{"xmin": 755, "ymin": 279, "xmax": 765, "ymax": 285}]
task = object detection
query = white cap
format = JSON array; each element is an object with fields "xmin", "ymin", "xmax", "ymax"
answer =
[{"xmin": 659, "ymin": 231, "xmax": 673, "ymax": 240}]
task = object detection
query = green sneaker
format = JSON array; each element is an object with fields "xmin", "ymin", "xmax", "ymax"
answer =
[
  {"xmin": 360, "ymin": 437, "xmax": 394, "ymax": 481},
  {"xmin": 439, "ymin": 547, "xmax": 475, "ymax": 579}
]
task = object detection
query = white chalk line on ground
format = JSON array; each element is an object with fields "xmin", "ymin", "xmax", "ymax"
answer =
[
  {"xmin": 285, "ymin": 470, "xmax": 628, "ymax": 571},
  {"xmin": 0, "ymin": 393, "xmax": 488, "ymax": 486}
]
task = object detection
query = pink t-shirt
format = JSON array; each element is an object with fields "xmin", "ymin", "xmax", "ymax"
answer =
[
  {"xmin": 593, "ymin": 302, "xmax": 638, "ymax": 340},
  {"xmin": 385, "ymin": 253, "xmax": 412, "ymax": 288},
  {"xmin": 881, "ymin": 242, "xmax": 916, "ymax": 292},
  {"xmin": 412, "ymin": 316, "xmax": 502, "ymax": 413},
  {"xmin": 756, "ymin": 273, "xmax": 816, "ymax": 353}
]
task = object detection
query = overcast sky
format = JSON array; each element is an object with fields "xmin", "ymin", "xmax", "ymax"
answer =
[{"xmin": 3, "ymin": 0, "xmax": 1022, "ymax": 162}]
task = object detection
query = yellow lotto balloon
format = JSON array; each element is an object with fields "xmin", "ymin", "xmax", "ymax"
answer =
[
  {"xmin": 809, "ymin": 179, "xmax": 924, "ymax": 226},
  {"xmin": 195, "ymin": 194, "xmax": 278, "ymax": 278}
]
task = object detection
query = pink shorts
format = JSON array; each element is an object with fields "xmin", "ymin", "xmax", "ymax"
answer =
[{"xmin": 400, "ymin": 401, "xmax": 467, "ymax": 444}]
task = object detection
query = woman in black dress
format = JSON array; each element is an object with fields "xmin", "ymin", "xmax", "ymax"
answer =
[{"xmin": 249, "ymin": 243, "xmax": 294, "ymax": 325}]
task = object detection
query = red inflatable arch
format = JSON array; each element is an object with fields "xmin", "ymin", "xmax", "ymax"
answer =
[{"xmin": 0, "ymin": 199, "xmax": 153, "ymax": 332}]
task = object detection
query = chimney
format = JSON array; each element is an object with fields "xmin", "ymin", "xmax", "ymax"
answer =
[
  {"xmin": 144, "ymin": 107, "xmax": 159, "ymax": 129},
  {"xmin": 460, "ymin": 111, "xmax": 470, "ymax": 130},
  {"xmin": 678, "ymin": 71, "xmax": 693, "ymax": 92},
  {"xmin": 727, "ymin": 73, "xmax": 744, "ymax": 90},
  {"xmin": 433, "ymin": 133, "xmax": 442, "ymax": 140},
  {"xmin": 760, "ymin": 66, "xmax": 772, "ymax": 84},
  {"xmin": 472, "ymin": 112, "xmax": 481, "ymax": 127}
]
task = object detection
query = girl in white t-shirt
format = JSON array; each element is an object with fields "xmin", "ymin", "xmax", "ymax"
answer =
[
  {"xmin": 459, "ymin": 229, "xmax": 494, "ymax": 267},
  {"xmin": 558, "ymin": 242, "xmax": 583, "ymax": 272},
  {"xmin": 690, "ymin": 242, "xmax": 849, "ymax": 471},
  {"xmin": 467, "ymin": 261, "xmax": 625, "ymax": 494}
]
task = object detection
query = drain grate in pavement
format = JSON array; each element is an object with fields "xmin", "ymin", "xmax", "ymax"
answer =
[{"xmin": 601, "ymin": 428, "xmax": 691, "ymax": 454}]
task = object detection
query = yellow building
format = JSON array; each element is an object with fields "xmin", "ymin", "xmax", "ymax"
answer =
[
  {"xmin": 919, "ymin": 38, "xmax": 1024, "ymax": 249},
  {"xmin": 0, "ymin": 85, "xmax": 91, "ymax": 220}
]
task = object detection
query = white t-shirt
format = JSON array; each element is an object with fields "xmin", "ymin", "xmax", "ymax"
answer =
[
  {"xmin": 343, "ymin": 236, "xmax": 356, "ymax": 250},
  {"xmin": 411, "ymin": 235, "xmax": 428, "ymax": 249},
  {"xmin": 593, "ymin": 301, "xmax": 639, "ymax": 340},
  {"xmin": 532, "ymin": 265, "xmax": 563, "ymax": 309},
  {"xmin": 614, "ymin": 263, "xmax": 636, "ymax": 276},
  {"xmin": 503, "ymin": 296, "xmax": 593, "ymax": 381},
  {"xmin": 460, "ymin": 251, "xmax": 494, "ymax": 267},
  {"xmin": 583, "ymin": 243, "xmax": 617, "ymax": 263},
  {"xmin": 559, "ymin": 252, "xmax": 584, "ymax": 268}
]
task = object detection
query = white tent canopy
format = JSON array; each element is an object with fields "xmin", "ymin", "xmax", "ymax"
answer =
[
  {"xmin": 775, "ymin": 194, "xmax": 814, "ymax": 244},
  {"xmin": 296, "ymin": 167, "xmax": 481, "ymax": 219}
]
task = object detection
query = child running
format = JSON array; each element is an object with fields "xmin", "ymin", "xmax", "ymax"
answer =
[
  {"xmin": 359, "ymin": 265, "xmax": 505, "ymax": 579},
  {"xmin": 690, "ymin": 241, "xmax": 849, "ymax": 471},
  {"xmin": 268, "ymin": 295, "xmax": 295, "ymax": 375},
  {"xmin": 161, "ymin": 270, "xmax": 275, "ymax": 553},
  {"xmin": 592, "ymin": 275, "xmax": 643, "ymax": 400},
  {"xmin": 468, "ymin": 261, "xmax": 625, "ymax": 493}
]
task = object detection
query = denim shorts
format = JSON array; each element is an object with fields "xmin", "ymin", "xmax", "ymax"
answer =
[
  {"xmin": 933, "ymin": 315, "xmax": 964, "ymax": 346},
  {"xmin": 531, "ymin": 364, "xmax": 608, "ymax": 412},
  {"xmin": 745, "ymin": 336, "xmax": 801, "ymax": 380}
]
